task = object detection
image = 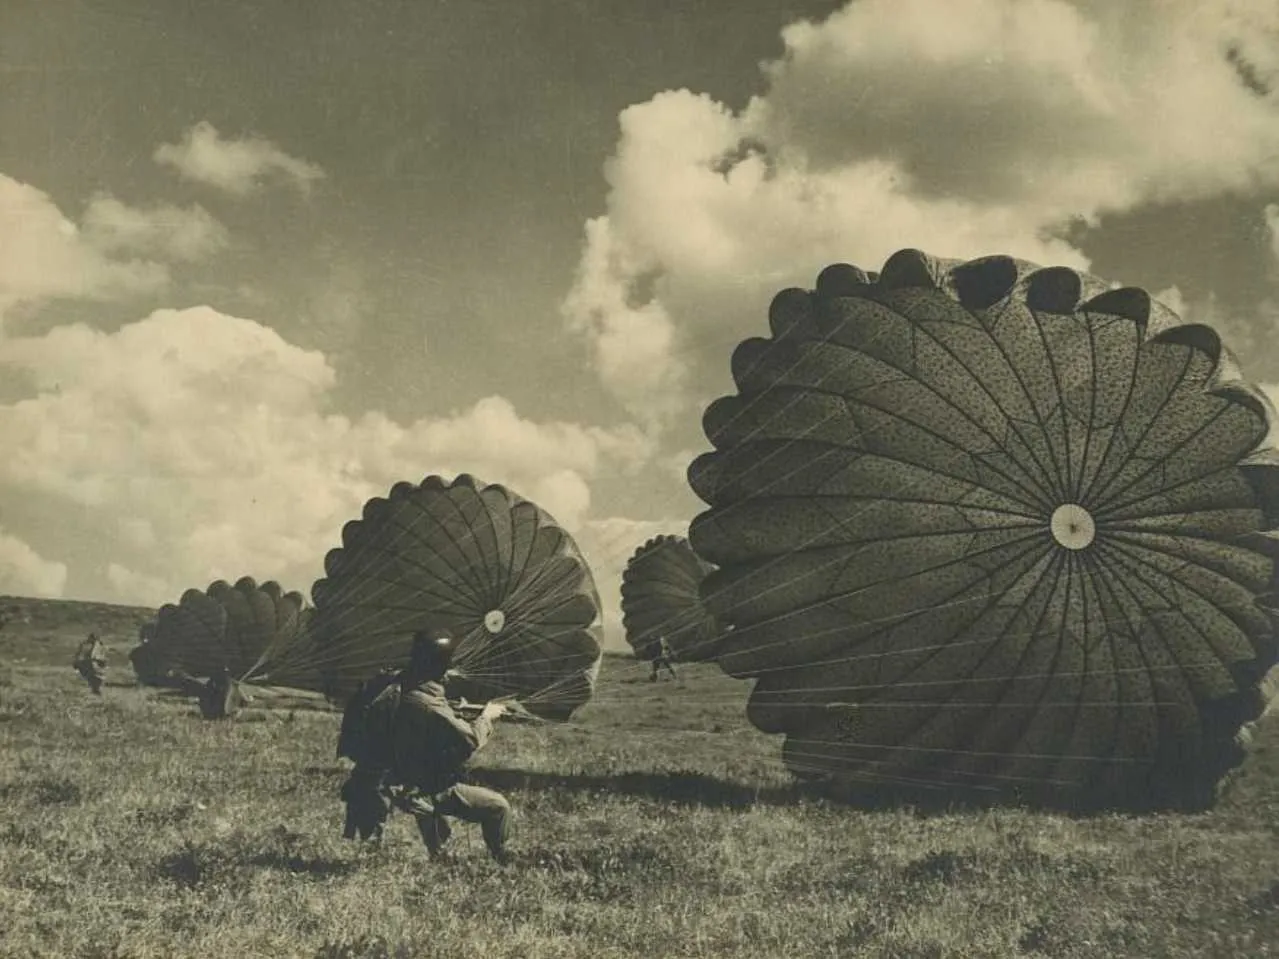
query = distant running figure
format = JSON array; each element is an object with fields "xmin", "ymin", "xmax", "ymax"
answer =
[
  {"xmin": 649, "ymin": 635, "xmax": 678, "ymax": 682},
  {"xmin": 73, "ymin": 633, "xmax": 108, "ymax": 695}
]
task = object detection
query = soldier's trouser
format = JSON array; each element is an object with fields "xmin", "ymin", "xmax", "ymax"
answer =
[
  {"xmin": 650, "ymin": 658, "xmax": 676, "ymax": 681},
  {"xmin": 341, "ymin": 770, "xmax": 390, "ymax": 840},
  {"xmin": 416, "ymin": 784, "xmax": 511, "ymax": 859},
  {"xmin": 77, "ymin": 665, "xmax": 104, "ymax": 694}
]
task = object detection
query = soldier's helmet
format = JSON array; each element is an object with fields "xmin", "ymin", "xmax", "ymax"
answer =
[{"xmin": 408, "ymin": 626, "xmax": 456, "ymax": 680}]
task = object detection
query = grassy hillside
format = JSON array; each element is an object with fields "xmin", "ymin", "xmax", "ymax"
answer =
[
  {"xmin": 0, "ymin": 594, "xmax": 154, "ymax": 668},
  {"xmin": 0, "ymin": 596, "xmax": 1276, "ymax": 958}
]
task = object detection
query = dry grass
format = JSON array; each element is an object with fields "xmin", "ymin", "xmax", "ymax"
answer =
[{"xmin": 0, "ymin": 595, "xmax": 1276, "ymax": 958}]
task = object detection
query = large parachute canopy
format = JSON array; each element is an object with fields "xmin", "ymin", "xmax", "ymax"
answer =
[
  {"xmin": 130, "ymin": 576, "xmax": 321, "ymax": 715},
  {"xmin": 688, "ymin": 248, "xmax": 1279, "ymax": 810},
  {"xmin": 310, "ymin": 473, "xmax": 603, "ymax": 721},
  {"xmin": 621, "ymin": 535, "xmax": 723, "ymax": 662}
]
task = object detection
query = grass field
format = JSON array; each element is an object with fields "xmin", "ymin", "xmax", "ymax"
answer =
[{"xmin": 1, "ymin": 595, "xmax": 1277, "ymax": 959}]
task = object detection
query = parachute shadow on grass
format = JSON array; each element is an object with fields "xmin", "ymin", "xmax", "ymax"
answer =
[
  {"xmin": 154, "ymin": 841, "xmax": 230, "ymax": 889},
  {"xmin": 313, "ymin": 934, "xmax": 416, "ymax": 959},
  {"xmin": 246, "ymin": 849, "xmax": 359, "ymax": 879},
  {"xmin": 156, "ymin": 837, "xmax": 357, "ymax": 890},
  {"xmin": 1248, "ymin": 880, "xmax": 1279, "ymax": 917},
  {"xmin": 808, "ymin": 762, "xmax": 1258, "ymax": 816},
  {"xmin": 469, "ymin": 766, "xmax": 817, "ymax": 809},
  {"xmin": 466, "ymin": 766, "xmax": 1129, "ymax": 817},
  {"xmin": 304, "ymin": 762, "xmax": 1047, "ymax": 816},
  {"xmin": 0, "ymin": 776, "xmax": 84, "ymax": 806}
]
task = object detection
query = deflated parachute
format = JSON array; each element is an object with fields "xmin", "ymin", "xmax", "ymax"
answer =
[
  {"xmin": 688, "ymin": 248, "xmax": 1279, "ymax": 810},
  {"xmin": 129, "ymin": 623, "xmax": 169, "ymax": 686},
  {"xmin": 621, "ymin": 535, "xmax": 723, "ymax": 662},
  {"xmin": 130, "ymin": 577, "xmax": 321, "ymax": 714},
  {"xmin": 310, "ymin": 473, "xmax": 603, "ymax": 721}
]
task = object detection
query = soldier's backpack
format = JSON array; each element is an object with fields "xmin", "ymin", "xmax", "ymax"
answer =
[{"xmin": 337, "ymin": 670, "xmax": 403, "ymax": 769}]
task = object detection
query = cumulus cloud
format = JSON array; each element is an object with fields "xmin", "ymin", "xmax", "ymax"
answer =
[
  {"xmin": 154, "ymin": 121, "xmax": 325, "ymax": 197},
  {"xmin": 0, "ymin": 530, "xmax": 67, "ymax": 599},
  {"xmin": 81, "ymin": 194, "xmax": 228, "ymax": 262},
  {"xmin": 105, "ymin": 563, "xmax": 169, "ymax": 605},
  {"xmin": 562, "ymin": 217, "xmax": 689, "ymax": 429},
  {"xmin": 359, "ymin": 394, "xmax": 653, "ymax": 505},
  {"xmin": 564, "ymin": 0, "xmax": 1279, "ymax": 427},
  {"xmin": 1266, "ymin": 203, "xmax": 1279, "ymax": 263},
  {"xmin": 0, "ymin": 306, "xmax": 650, "ymax": 606},
  {"xmin": 1163, "ymin": 289, "xmax": 1279, "ymax": 382},
  {"xmin": 1152, "ymin": 285, "xmax": 1187, "ymax": 319},
  {"xmin": 0, "ymin": 176, "xmax": 171, "ymax": 320},
  {"xmin": 757, "ymin": 0, "xmax": 1279, "ymax": 211}
]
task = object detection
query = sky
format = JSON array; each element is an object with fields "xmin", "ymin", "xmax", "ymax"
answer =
[{"xmin": 1, "ymin": 0, "xmax": 1278, "ymax": 647}]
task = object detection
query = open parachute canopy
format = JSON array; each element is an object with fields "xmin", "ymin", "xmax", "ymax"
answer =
[
  {"xmin": 621, "ymin": 534, "xmax": 723, "ymax": 662},
  {"xmin": 130, "ymin": 577, "xmax": 321, "ymax": 715},
  {"xmin": 310, "ymin": 473, "xmax": 603, "ymax": 721},
  {"xmin": 688, "ymin": 248, "xmax": 1279, "ymax": 810}
]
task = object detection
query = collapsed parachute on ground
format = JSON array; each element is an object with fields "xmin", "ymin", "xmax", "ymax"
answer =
[
  {"xmin": 129, "ymin": 647, "xmax": 170, "ymax": 688},
  {"xmin": 688, "ymin": 248, "xmax": 1279, "ymax": 810},
  {"xmin": 621, "ymin": 535, "xmax": 723, "ymax": 662},
  {"xmin": 310, "ymin": 473, "xmax": 603, "ymax": 721},
  {"xmin": 130, "ymin": 577, "xmax": 321, "ymax": 717}
]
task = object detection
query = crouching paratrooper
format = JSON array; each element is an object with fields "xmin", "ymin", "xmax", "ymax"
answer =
[{"xmin": 339, "ymin": 627, "xmax": 513, "ymax": 864}]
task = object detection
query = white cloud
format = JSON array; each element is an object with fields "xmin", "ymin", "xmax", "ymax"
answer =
[
  {"xmin": 0, "ymin": 307, "xmax": 649, "ymax": 607},
  {"xmin": 660, "ymin": 447, "xmax": 702, "ymax": 485},
  {"xmin": 1166, "ymin": 291, "xmax": 1279, "ymax": 374},
  {"xmin": 105, "ymin": 563, "xmax": 169, "ymax": 607},
  {"xmin": 1265, "ymin": 204, "xmax": 1279, "ymax": 264},
  {"xmin": 564, "ymin": 0, "xmax": 1279, "ymax": 427},
  {"xmin": 81, "ymin": 194, "xmax": 228, "ymax": 262},
  {"xmin": 0, "ymin": 176, "xmax": 170, "ymax": 320},
  {"xmin": 528, "ymin": 470, "xmax": 593, "ymax": 532},
  {"xmin": 362, "ymin": 394, "xmax": 651, "ymax": 494},
  {"xmin": 154, "ymin": 121, "xmax": 325, "ymax": 197},
  {"xmin": 0, "ymin": 530, "xmax": 66, "ymax": 599},
  {"xmin": 757, "ymin": 0, "xmax": 1279, "ymax": 211},
  {"xmin": 1152, "ymin": 285, "xmax": 1187, "ymax": 319},
  {"xmin": 562, "ymin": 217, "xmax": 689, "ymax": 428}
]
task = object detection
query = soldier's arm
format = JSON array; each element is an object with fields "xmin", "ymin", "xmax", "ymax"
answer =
[
  {"xmin": 398, "ymin": 696, "xmax": 493, "ymax": 760},
  {"xmin": 436, "ymin": 704, "xmax": 495, "ymax": 752},
  {"xmin": 468, "ymin": 711, "xmax": 496, "ymax": 751}
]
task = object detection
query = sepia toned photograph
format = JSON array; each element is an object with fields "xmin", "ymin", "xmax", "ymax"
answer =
[{"xmin": 1, "ymin": 1, "xmax": 1277, "ymax": 956}]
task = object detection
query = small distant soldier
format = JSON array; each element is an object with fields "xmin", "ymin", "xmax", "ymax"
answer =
[
  {"xmin": 73, "ymin": 633, "xmax": 108, "ymax": 695},
  {"xmin": 649, "ymin": 635, "xmax": 677, "ymax": 682}
]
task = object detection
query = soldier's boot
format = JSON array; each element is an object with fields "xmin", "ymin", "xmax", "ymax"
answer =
[
  {"xmin": 480, "ymin": 806, "xmax": 511, "ymax": 864},
  {"xmin": 416, "ymin": 813, "xmax": 452, "ymax": 857}
]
